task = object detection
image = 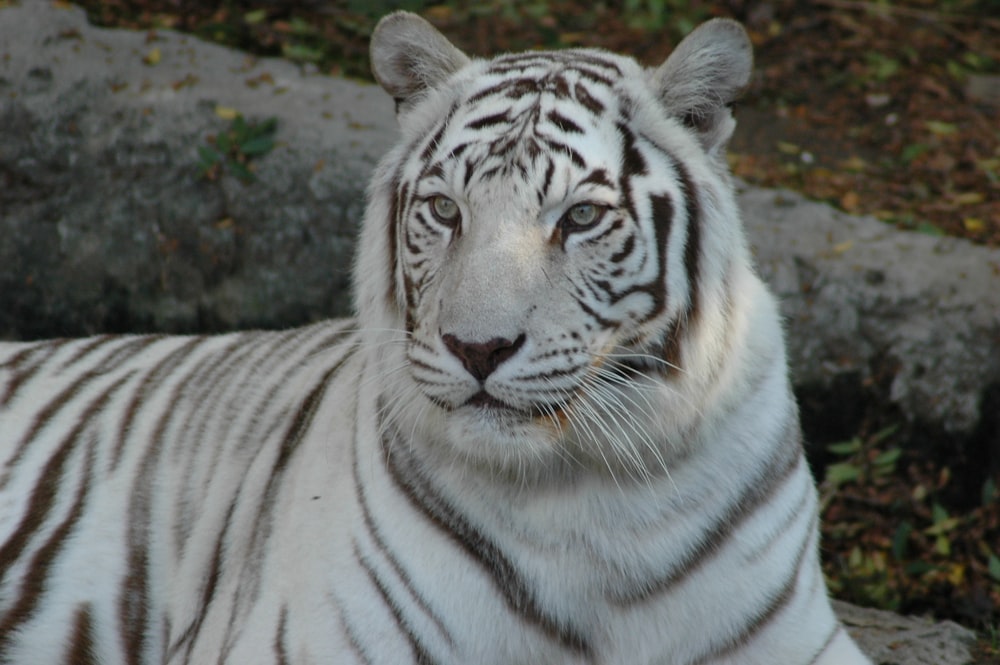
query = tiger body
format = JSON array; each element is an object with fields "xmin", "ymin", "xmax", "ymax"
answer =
[{"xmin": 0, "ymin": 12, "xmax": 871, "ymax": 665}]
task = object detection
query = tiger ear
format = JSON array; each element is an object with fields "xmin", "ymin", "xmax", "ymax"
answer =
[
  {"xmin": 650, "ymin": 19, "xmax": 752, "ymax": 156},
  {"xmin": 370, "ymin": 12, "xmax": 470, "ymax": 114}
]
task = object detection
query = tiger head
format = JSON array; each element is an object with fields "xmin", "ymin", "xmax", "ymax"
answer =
[{"xmin": 356, "ymin": 13, "xmax": 759, "ymax": 476}]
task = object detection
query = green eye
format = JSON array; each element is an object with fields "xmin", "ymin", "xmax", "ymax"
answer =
[
  {"xmin": 429, "ymin": 195, "xmax": 460, "ymax": 227},
  {"xmin": 562, "ymin": 203, "xmax": 603, "ymax": 232}
]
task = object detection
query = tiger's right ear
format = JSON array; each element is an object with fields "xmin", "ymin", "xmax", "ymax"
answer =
[{"xmin": 370, "ymin": 12, "xmax": 470, "ymax": 114}]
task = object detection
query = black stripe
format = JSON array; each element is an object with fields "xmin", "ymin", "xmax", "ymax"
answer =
[
  {"xmin": 355, "ymin": 541, "xmax": 439, "ymax": 665},
  {"xmin": 380, "ymin": 419, "xmax": 592, "ymax": 656},
  {"xmin": 120, "ymin": 338, "xmax": 212, "ymax": 665},
  {"xmin": 546, "ymin": 109, "xmax": 583, "ymax": 134},
  {"xmin": 165, "ymin": 500, "xmax": 237, "ymax": 663},
  {"xmin": 65, "ymin": 603, "xmax": 99, "ymax": 665},
  {"xmin": 57, "ymin": 334, "xmax": 117, "ymax": 370},
  {"xmin": 616, "ymin": 122, "xmax": 646, "ymax": 221},
  {"xmin": 574, "ymin": 82, "xmax": 604, "ymax": 115},
  {"xmin": 609, "ymin": 233, "xmax": 635, "ymax": 264},
  {"xmin": 274, "ymin": 606, "xmax": 291, "ymax": 665},
  {"xmin": 353, "ymin": 407, "xmax": 454, "ymax": 648},
  {"xmin": 466, "ymin": 111, "xmax": 510, "ymax": 131},
  {"xmin": 611, "ymin": 422, "xmax": 805, "ymax": 604},
  {"xmin": 109, "ymin": 337, "xmax": 209, "ymax": 471},
  {"xmin": 387, "ymin": 174, "xmax": 404, "ymax": 307},
  {"xmin": 0, "ymin": 338, "xmax": 72, "ymax": 407},
  {"xmin": 806, "ymin": 624, "xmax": 844, "ymax": 665},
  {"xmin": 687, "ymin": 515, "xmax": 818, "ymax": 665},
  {"xmin": 675, "ymin": 159, "xmax": 703, "ymax": 327},
  {"xmin": 0, "ymin": 376, "xmax": 122, "ymax": 652},
  {"xmin": 540, "ymin": 138, "xmax": 585, "ymax": 169}
]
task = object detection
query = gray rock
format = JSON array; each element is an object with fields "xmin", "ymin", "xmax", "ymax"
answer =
[
  {"xmin": 0, "ymin": 0, "xmax": 395, "ymax": 337},
  {"xmin": 743, "ymin": 186, "xmax": 1000, "ymax": 438},
  {"xmin": 834, "ymin": 600, "xmax": 976, "ymax": 665}
]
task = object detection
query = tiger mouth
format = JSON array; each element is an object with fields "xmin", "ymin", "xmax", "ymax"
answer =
[{"xmin": 463, "ymin": 390, "xmax": 569, "ymax": 421}]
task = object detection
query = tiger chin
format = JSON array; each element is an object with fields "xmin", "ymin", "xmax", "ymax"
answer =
[{"xmin": 0, "ymin": 11, "xmax": 871, "ymax": 665}]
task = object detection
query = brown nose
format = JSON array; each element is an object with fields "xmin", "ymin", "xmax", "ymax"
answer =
[{"xmin": 441, "ymin": 333, "xmax": 526, "ymax": 382}]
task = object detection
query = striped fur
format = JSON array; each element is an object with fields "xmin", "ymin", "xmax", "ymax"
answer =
[{"xmin": 0, "ymin": 13, "xmax": 871, "ymax": 665}]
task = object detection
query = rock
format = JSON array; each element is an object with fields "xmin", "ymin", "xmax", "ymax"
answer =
[
  {"xmin": 966, "ymin": 74, "xmax": 1000, "ymax": 107},
  {"xmin": 834, "ymin": 600, "xmax": 977, "ymax": 665},
  {"xmin": 742, "ymin": 185, "xmax": 1000, "ymax": 440},
  {"xmin": 0, "ymin": 0, "xmax": 395, "ymax": 337}
]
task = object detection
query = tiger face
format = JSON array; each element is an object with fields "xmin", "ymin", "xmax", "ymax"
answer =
[{"xmin": 359, "ymin": 14, "xmax": 752, "ymax": 472}]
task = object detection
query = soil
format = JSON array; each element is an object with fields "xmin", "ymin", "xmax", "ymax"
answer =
[{"xmin": 64, "ymin": 0, "xmax": 1000, "ymax": 658}]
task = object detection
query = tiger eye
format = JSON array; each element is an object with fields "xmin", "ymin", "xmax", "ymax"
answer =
[
  {"xmin": 562, "ymin": 203, "xmax": 602, "ymax": 232},
  {"xmin": 429, "ymin": 196, "xmax": 460, "ymax": 227}
]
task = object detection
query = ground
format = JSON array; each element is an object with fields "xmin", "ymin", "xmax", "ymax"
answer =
[{"xmin": 65, "ymin": 0, "xmax": 1000, "ymax": 659}]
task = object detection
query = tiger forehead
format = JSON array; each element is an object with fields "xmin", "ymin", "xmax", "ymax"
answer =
[{"xmin": 466, "ymin": 48, "xmax": 629, "ymax": 111}]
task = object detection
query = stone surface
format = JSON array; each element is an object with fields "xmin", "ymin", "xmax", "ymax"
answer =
[
  {"xmin": 743, "ymin": 185, "xmax": 1000, "ymax": 439},
  {"xmin": 835, "ymin": 600, "xmax": 976, "ymax": 665},
  {"xmin": 0, "ymin": 2, "xmax": 992, "ymax": 662},
  {"xmin": 0, "ymin": 0, "xmax": 395, "ymax": 338}
]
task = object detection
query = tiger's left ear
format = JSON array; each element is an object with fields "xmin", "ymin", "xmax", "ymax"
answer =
[
  {"xmin": 650, "ymin": 19, "xmax": 752, "ymax": 157},
  {"xmin": 370, "ymin": 12, "xmax": 470, "ymax": 114}
]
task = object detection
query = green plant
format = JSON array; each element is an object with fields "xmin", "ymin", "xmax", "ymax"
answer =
[{"xmin": 197, "ymin": 113, "xmax": 278, "ymax": 182}]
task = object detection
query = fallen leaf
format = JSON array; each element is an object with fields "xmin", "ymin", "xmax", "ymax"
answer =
[
  {"xmin": 840, "ymin": 191, "xmax": 860, "ymax": 211},
  {"xmin": 953, "ymin": 192, "xmax": 984, "ymax": 205},
  {"xmin": 832, "ymin": 240, "xmax": 854, "ymax": 254},
  {"xmin": 215, "ymin": 106, "xmax": 239, "ymax": 120},
  {"xmin": 925, "ymin": 120, "xmax": 958, "ymax": 136},
  {"xmin": 963, "ymin": 218, "xmax": 986, "ymax": 233}
]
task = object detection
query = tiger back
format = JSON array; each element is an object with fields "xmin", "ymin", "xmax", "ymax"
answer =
[{"xmin": 0, "ymin": 12, "xmax": 872, "ymax": 665}]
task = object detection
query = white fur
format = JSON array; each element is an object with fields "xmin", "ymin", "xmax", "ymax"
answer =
[{"xmin": 0, "ymin": 13, "xmax": 870, "ymax": 665}]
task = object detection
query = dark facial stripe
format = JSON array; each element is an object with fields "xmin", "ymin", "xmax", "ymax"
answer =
[
  {"xmin": 380, "ymin": 417, "xmax": 592, "ymax": 657},
  {"xmin": 546, "ymin": 109, "xmax": 583, "ymax": 134},
  {"xmin": 387, "ymin": 175, "xmax": 405, "ymax": 308},
  {"xmin": 610, "ymin": 421, "xmax": 805, "ymax": 605},
  {"xmin": 541, "ymin": 138, "xmax": 585, "ymax": 169},
  {"xmin": 616, "ymin": 123, "xmax": 646, "ymax": 220},
  {"xmin": 675, "ymin": 159, "xmax": 703, "ymax": 329},
  {"xmin": 65, "ymin": 603, "xmax": 98, "ymax": 665},
  {"xmin": 609, "ymin": 234, "xmax": 635, "ymax": 265},
  {"xmin": 686, "ymin": 515, "xmax": 818, "ymax": 665},
  {"xmin": 466, "ymin": 111, "xmax": 510, "ymax": 131},
  {"xmin": 574, "ymin": 82, "xmax": 604, "ymax": 115},
  {"xmin": 579, "ymin": 168, "xmax": 612, "ymax": 189},
  {"xmin": 354, "ymin": 541, "xmax": 439, "ymax": 665}
]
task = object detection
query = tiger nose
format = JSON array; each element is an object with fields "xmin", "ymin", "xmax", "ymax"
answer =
[{"xmin": 441, "ymin": 333, "xmax": 526, "ymax": 382}]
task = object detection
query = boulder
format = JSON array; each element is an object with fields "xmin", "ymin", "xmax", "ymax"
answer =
[
  {"xmin": 0, "ymin": 0, "xmax": 395, "ymax": 338},
  {"xmin": 835, "ymin": 600, "xmax": 977, "ymax": 665},
  {"xmin": 0, "ymin": 4, "xmax": 992, "ymax": 660}
]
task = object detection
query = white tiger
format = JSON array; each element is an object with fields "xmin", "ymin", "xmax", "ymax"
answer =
[{"xmin": 0, "ymin": 12, "xmax": 871, "ymax": 665}]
